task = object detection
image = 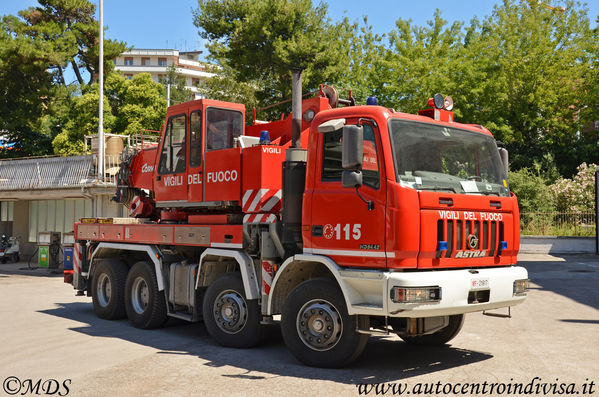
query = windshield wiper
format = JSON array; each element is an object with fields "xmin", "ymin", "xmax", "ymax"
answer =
[{"xmin": 417, "ymin": 186, "xmax": 457, "ymax": 193}]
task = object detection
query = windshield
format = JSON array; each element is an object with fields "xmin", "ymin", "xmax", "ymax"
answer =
[{"xmin": 389, "ymin": 119, "xmax": 510, "ymax": 197}]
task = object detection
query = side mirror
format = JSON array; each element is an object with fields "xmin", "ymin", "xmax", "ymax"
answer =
[
  {"xmin": 342, "ymin": 124, "xmax": 364, "ymax": 170},
  {"xmin": 342, "ymin": 170, "xmax": 363, "ymax": 188},
  {"xmin": 498, "ymin": 147, "xmax": 509, "ymax": 176}
]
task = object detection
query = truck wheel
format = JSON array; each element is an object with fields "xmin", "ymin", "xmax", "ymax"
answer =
[
  {"xmin": 91, "ymin": 260, "xmax": 128, "ymax": 320},
  {"xmin": 400, "ymin": 314, "xmax": 465, "ymax": 346},
  {"xmin": 202, "ymin": 272, "xmax": 264, "ymax": 348},
  {"xmin": 281, "ymin": 278, "xmax": 368, "ymax": 368},
  {"xmin": 124, "ymin": 261, "xmax": 167, "ymax": 329}
]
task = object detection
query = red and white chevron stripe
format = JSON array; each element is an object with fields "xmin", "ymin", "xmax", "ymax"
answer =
[
  {"xmin": 243, "ymin": 214, "xmax": 277, "ymax": 224},
  {"xmin": 262, "ymin": 260, "xmax": 274, "ymax": 295},
  {"xmin": 73, "ymin": 242, "xmax": 83, "ymax": 274},
  {"xmin": 242, "ymin": 189, "xmax": 282, "ymax": 213},
  {"xmin": 129, "ymin": 196, "xmax": 142, "ymax": 217}
]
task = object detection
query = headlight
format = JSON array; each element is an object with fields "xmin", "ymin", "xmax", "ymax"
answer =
[
  {"xmin": 513, "ymin": 279, "xmax": 529, "ymax": 296},
  {"xmin": 391, "ymin": 286, "xmax": 442, "ymax": 303}
]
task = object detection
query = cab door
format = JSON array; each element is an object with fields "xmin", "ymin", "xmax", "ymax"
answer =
[
  {"xmin": 308, "ymin": 121, "xmax": 388, "ymax": 268},
  {"xmin": 187, "ymin": 109, "xmax": 204, "ymax": 203},
  {"xmin": 153, "ymin": 113, "xmax": 188, "ymax": 204}
]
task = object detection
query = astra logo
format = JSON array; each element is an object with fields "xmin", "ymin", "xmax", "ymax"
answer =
[
  {"xmin": 141, "ymin": 163, "xmax": 154, "ymax": 173},
  {"xmin": 207, "ymin": 170, "xmax": 238, "ymax": 183}
]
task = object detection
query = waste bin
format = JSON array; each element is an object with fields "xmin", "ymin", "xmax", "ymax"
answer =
[
  {"xmin": 63, "ymin": 233, "xmax": 74, "ymax": 283},
  {"xmin": 63, "ymin": 233, "xmax": 74, "ymax": 270}
]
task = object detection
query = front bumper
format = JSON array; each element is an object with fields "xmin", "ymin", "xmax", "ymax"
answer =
[
  {"xmin": 339, "ymin": 265, "xmax": 528, "ymax": 318},
  {"xmin": 384, "ymin": 266, "xmax": 528, "ymax": 317}
]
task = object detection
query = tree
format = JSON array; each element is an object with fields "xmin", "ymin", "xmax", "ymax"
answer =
[
  {"xmin": 374, "ymin": 10, "xmax": 465, "ymax": 113},
  {"xmin": 0, "ymin": 13, "xmax": 58, "ymax": 157},
  {"xmin": 17, "ymin": 0, "xmax": 127, "ymax": 86},
  {"xmin": 333, "ymin": 16, "xmax": 386, "ymax": 105},
  {"xmin": 0, "ymin": 0, "xmax": 127, "ymax": 158},
  {"xmin": 159, "ymin": 65, "xmax": 193, "ymax": 106},
  {"xmin": 52, "ymin": 84, "xmax": 115, "ymax": 154},
  {"xmin": 111, "ymin": 73, "xmax": 167, "ymax": 136},
  {"xmin": 52, "ymin": 72, "xmax": 167, "ymax": 154},
  {"xmin": 458, "ymin": 0, "xmax": 595, "ymax": 175},
  {"xmin": 193, "ymin": 0, "xmax": 351, "ymax": 112}
]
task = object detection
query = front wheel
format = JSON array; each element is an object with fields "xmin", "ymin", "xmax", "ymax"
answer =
[
  {"xmin": 124, "ymin": 261, "xmax": 167, "ymax": 329},
  {"xmin": 202, "ymin": 272, "xmax": 264, "ymax": 348},
  {"xmin": 281, "ymin": 278, "xmax": 368, "ymax": 368},
  {"xmin": 400, "ymin": 314, "xmax": 465, "ymax": 346}
]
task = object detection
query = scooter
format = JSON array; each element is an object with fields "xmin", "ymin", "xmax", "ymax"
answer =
[{"xmin": 0, "ymin": 236, "xmax": 20, "ymax": 263}]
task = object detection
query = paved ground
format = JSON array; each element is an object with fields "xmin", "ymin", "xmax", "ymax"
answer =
[{"xmin": 0, "ymin": 254, "xmax": 597, "ymax": 396}]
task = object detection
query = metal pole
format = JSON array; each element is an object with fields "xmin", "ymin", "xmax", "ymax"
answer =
[
  {"xmin": 98, "ymin": 0, "xmax": 104, "ymax": 181},
  {"xmin": 595, "ymin": 170, "xmax": 598, "ymax": 255},
  {"xmin": 291, "ymin": 69, "xmax": 302, "ymax": 148},
  {"xmin": 167, "ymin": 83, "xmax": 171, "ymax": 107}
]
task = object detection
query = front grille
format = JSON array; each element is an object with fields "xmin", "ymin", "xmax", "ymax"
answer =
[{"xmin": 437, "ymin": 219, "xmax": 504, "ymax": 258}]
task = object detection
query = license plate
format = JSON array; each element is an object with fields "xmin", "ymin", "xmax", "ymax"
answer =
[{"xmin": 471, "ymin": 278, "xmax": 489, "ymax": 290}]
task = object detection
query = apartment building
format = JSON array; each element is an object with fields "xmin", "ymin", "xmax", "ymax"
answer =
[{"xmin": 114, "ymin": 49, "xmax": 215, "ymax": 99}]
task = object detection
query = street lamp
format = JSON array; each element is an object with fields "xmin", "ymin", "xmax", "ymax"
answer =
[{"xmin": 98, "ymin": 0, "xmax": 104, "ymax": 181}]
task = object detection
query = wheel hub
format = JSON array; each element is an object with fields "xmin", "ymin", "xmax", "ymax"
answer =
[
  {"xmin": 96, "ymin": 273, "xmax": 112, "ymax": 307},
  {"xmin": 296, "ymin": 300, "xmax": 342, "ymax": 351},
  {"xmin": 213, "ymin": 290, "xmax": 247, "ymax": 334},
  {"xmin": 131, "ymin": 276, "xmax": 149, "ymax": 314}
]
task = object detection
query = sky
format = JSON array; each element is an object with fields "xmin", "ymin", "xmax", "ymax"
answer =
[{"xmin": 2, "ymin": 0, "xmax": 598, "ymax": 59}]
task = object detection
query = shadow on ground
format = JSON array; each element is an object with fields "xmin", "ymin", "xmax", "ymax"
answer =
[
  {"xmin": 39, "ymin": 302, "xmax": 492, "ymax": 384},
  {"xmin": 0, "ymin": 261, "xmax": 63, "ymax": 278},
  {"xmin": 518, "ymin": 254, "xmax": 599, "ymax": 311}
]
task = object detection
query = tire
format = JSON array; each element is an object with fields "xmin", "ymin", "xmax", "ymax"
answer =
[
  {"xmin": 281, "ymin": 278, "xmax": 369, "ymax": 368},
  {"xmin": 124, "ymin": 261, "xmax": 168, "ymax": 329},
  {"xmin": 91, "ymin": 260, "xmax": 128, "ymax": 320},
  {"xmin": 202, "ymin": 272, "xmax": 264, "ymax": 348},
  {"xmin": 400, "ymin": 314, "xmax": 465, "ymax": 346}
]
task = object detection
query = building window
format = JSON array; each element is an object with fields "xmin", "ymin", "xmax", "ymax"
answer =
[
  {"xmin": 125, "ymin": 74, "xmax": 133, "ymax": 80},
  {"xmin": 124, "ymin": 57, "xmax": 133, "ymax": 66},
  {"xmin": 0, "ymin": 201, "xmax": 14, "ymax": 222},
  {"xmin": 158, "ymin": 58, "xmax": 167, "ymax": 67},
  {"xmin": 192, "ymin": 78, "xmax": 200, "ymax": 86},
  {"xmin": 28, "ymin": 199, "xmax": 92, "ymax": 243},
  {"xmin": 141, "ymin": 57, "xmax": 150, "ymax": 66}
]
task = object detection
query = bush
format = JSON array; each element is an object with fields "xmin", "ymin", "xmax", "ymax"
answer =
[
  {"xmin": 508, "ymin": 168, "xmax": 555, "ymax": 213},
  {"xmin": 551, "ymin": 163, "xmax": 598, "ymax": 212}
]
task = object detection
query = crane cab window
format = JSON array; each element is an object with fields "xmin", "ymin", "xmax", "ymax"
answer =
[
  {"xmin": 190, "ymin": 110, "xmax": 202, "ymax": 167},
  {"xmin": 205, "ymin": 108, "xmax": 243, "ymax": 151},
  {"xmin": 159, "ymin": 114, "xmax": 186, "ymax": 174},
  {"xmin": 322, "ymin": 123, "xmax": 380, "ymax": 189}
]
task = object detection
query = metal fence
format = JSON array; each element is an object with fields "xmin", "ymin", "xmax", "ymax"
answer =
[
  {"xmin": 520, "ymin": 212, "xmax": 596, "ymax": 237},
  {"xmin": 0, "ymin": 155, "xmax": 94, "ymax": 190}
]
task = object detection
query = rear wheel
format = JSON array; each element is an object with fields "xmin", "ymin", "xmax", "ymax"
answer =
[
  {"xmin": 91, "ymin": 260, "xmax": 128, "ymax": 320},
  {"xmin": 124, "ymin": 261, "xmax": 167, "ymax": 329},
  {"xmin": 281, "ymin": 278, "xmax": 368, "ymax": 368},
  {"xmin": 202, "ymin": 272, "xmax": 264, "ymax": 348},
  {"xmin": 400, "ymin": 314, "xmax": 465, "ymax": 345}
]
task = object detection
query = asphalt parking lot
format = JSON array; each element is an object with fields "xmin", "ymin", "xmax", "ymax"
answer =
[{"xmin": 0, "ymin": 254, "xmax": 597, "ymax": 396}]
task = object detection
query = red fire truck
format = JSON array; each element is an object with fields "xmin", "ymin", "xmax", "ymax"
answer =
[{"xmin": 65, "ymin": 84, "xmax": 528, "ymax": 368}]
